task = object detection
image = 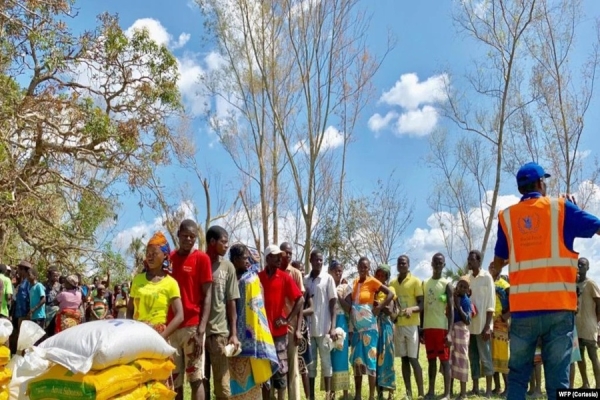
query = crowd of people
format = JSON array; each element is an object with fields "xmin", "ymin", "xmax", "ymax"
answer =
[
  {"xmin": 2, "ymin": 261, "xmax": 130, "ymax": 354},
  {"xmin": 1, "ymin": 161, "xmax": 600, "ymax": 400}
]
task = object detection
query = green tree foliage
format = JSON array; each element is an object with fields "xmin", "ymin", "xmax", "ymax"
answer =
[
  {"xmin": 0, "ymin": 0, "xmax": 182, "ymax": 268},
  {"xmin": 95, "ymin": 244, "xmax": 130, "ymax": 287}
]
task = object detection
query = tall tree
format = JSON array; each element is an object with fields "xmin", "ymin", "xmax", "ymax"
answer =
[
  {"xmin": 136, "ymin": 116, "xmax": 237, "ymax": 250},
  {"xmin": 431, "ymin": 0, "xmax": 599, "ymax": 276},
  {"xmin": 507, "ymin": 0, "xmax": 600, "ymax": 204},
  {"xmin": 427, "ymin": 130, "xmax": 493, "ymax": 268},
  {"xmin": 198, "ymin": 0, "xmax": 388, "ymax": 267},
  {"xmin": 434, "ymin": 0, "xmax": 538, "ymax": 262},
  {"xmin": 313, "ymin": 171, "xmax": 413, "ymax": 274},
  {"xmin": 127, "ymin": 236, "xmax": 146, "ymax": 277},
  {"xmin": 0, "ymin": 1, "xmax": 181, "ymax": 267}
]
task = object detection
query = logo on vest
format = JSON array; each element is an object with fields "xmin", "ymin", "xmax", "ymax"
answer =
[{"xmin": 518, "ymin": 214, "xmax": 540, "ymax": 234}]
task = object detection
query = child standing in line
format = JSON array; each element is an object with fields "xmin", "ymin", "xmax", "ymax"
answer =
[
  {"xmin": 450, "ymin": 276, "xmax": 472, "ymax": 400},
  {"xmin": 528, "ymin": 337, "xmax": 543, "ymax": 398},
  {"xmin": 27, "ymin": 269, "xmax": 46, "ymax": 328},
  {"xmin": 570, "ymin": 285, "xmax": 583, "ymax": 387}
]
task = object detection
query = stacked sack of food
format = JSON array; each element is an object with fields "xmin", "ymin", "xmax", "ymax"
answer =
[
  {"xmin": 0, "ymin": 318, "xmax": 13, "ymax": 399},
  {"xmin": 0, "ymin": 346, "xmax": 11, "ymax": 400},
  {"xmin": 25, "ymin": 319, "xmax": 176, "ymax": 400}
]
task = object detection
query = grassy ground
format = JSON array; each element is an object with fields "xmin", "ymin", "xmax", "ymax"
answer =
[{"xmin": 186, "ymin": 344, "xmax": 587, "ymax": 399}]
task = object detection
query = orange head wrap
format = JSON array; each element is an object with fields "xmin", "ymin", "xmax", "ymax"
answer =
[{"xmin": 144, "ymin": 231, "xmax": 171, "ymax": 272}]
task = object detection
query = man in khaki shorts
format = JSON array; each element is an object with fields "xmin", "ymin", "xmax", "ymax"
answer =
[
  {"xmin": 204, "ymin": 226, "xmax": 240, "ymax": 400},
  {"xmin": 390, "ymin": 255, "xmax": 425, "ymax": 399},
  {"xmin": 168, "ymin": 220, "xmax": 213, "ymax": 400}
]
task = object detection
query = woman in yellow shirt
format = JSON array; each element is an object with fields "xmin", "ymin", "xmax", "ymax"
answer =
[
  {"xmin": 345, "ymin": 257, "xmax": 394, "ymax": 400},
  {"xmin": 127, "ymin": 232, "xmax": 184, "ymax": 340}
]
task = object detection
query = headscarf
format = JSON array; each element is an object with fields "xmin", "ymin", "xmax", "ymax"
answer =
[
  {"xmin": 143, "ymin": 231, "xmax": 172, "ymax": 273},
  {"xmin": 458, "ymin": 275, "xmax": 470, "ymax": 286},
  {"xmin": 66, "ymin": 275, "xmax": 79, "ymax": 287},
  {"xmin": 376, "ymin": 264, "xmax": 391, "ymax": 282},
  {"xmin": 329, "ymin": 259, "xmax": 341, "ymax": 271}
]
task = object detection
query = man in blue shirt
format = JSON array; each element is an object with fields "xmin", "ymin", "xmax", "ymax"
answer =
[
  {"xmin": 493, "ymin": 162, "xmax": 600, "ymax": 400},
  {"xmin": 27, "ymin": 268, "xmax": 46, "ymax": 328},
  {"xmin": 10, "ymin": 260, "xmax": 32, "ymax": 354}
]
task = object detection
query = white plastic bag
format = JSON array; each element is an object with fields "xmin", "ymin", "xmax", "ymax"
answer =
[
  {"xmin": 0, "ymin": 319, "xmax": 13, "ymax": 345},
  {"xmin": 331, "ymin": 327, "xmax": 346, "ymax": 351},
  {"xmin": 7, "ymin": 348, "xmax": 51, "ymax": 400},
  {"xmin": 17, "ymin": 321, "xmax": 45, "ymax": 352},
  {"xmin": 38, "ymin": 319, "xmax": 176, "ymax": 373}
]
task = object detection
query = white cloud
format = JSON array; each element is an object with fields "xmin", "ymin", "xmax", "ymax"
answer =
[
  {"xmin": 113, "ymin": 200, "xmax": 196, "ymax": 251},
  {"xmin": 380, "ymin": 73, "xmax": 449, "ymax": 110},
  {"xmin": 174, "ymin": 33, "xmax": 191, "ymax": 49},
  {"xmin": 124, "ymin": 20, "xmax": 227, "ymax": 117},
  {"xmin": 126, "ymin": 18, "xmax": 170, "ymax": 47},
  {"xmin": 322, "ymin": 126, "xmax": 344, "ymax": 150},
  {"xmin": 369, "ymin": 73, "xmax": 449, "ymax": 137},
  {"xmin": 125, "ymin": 18, "xmax": 191, "ymax": 50},
  {"xmin": 462, "ymin": 0, "xmax": 490, "ymax": 19},
  {"xmin": 396, "ymin": 106, "xmax": 439, "ymax": 137},
  {"xmin": 177, "ymin": 55, "xmax": 206, "ymax": 116},
  {"xmin": 290, "ymin": 0, "xmax": 322, "ymax": 17},
  {"xmin": 293, "ymin": 126, "xmax": 344, "ymax": 153},
  {"xmin": 402, "ymin": 182, "xmax": 600, "ymax": 283},
  {"xmin": 570, "ymin": 149, "xmax": 592, "ymax": 163},
  {"xmin": 205, "ymin": 51, "xmax": 226, "ymax": 71},
  {"xmin": 368, "ymin": 112, "xmax": 398, "ymax": 133}
]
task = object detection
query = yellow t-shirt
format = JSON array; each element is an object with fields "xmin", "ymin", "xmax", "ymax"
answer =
[
  {"xmin": 389, "ymin": 273, "xmax": 423, "ymax": 327},
  {"xmin": 131, "ymin": 273, "xmax": 180, "ymax": 325},
  {"xmin": 494, "ymin": 278, "xmax": 510, "ymax": 317},
  {"xmin": 376, "ymin": 286, "xmax": 397, "ymax": 303}
]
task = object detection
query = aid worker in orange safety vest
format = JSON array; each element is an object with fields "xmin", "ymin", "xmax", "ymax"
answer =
[{"xmin": 492, "ymin": 162, "xmax": 600, "ymax": 400}]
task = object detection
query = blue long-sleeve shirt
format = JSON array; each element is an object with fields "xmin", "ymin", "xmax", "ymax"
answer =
[{"xmin": 494, "ymin": 192, "xmax": 600, "ymax": 318}]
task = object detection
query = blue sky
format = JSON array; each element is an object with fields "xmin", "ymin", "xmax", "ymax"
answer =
[{"xmin": 70, "ymin": 0, "xmax": 600, "ymax": 279}]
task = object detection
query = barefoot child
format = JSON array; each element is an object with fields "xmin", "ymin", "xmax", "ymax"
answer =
[
  {"xmin": 528, "ymin": 338, "xmax": 543, "ymax": 398},
  {"xmin": 451, "ymin": 277, "xmax": 472, "ymax": 400}
]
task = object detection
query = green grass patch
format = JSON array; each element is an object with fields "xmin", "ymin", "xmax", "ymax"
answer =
[{"xmin": 186, "ymin": 344, "xmax": 586, "ymax": 399}]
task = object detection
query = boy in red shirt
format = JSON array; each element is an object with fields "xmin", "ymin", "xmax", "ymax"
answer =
[
  {"xmin": 168, "ymin": 220, "xmax": 213, "ymax": 400},
  {"xmin": 258, "ymin": 244, "xmax": 304, "ymax": 400}
]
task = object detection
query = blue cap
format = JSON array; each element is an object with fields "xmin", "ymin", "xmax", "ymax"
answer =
[{"xmin": 516, "ymin": 162, "xmax": 550, "ymax": 187}]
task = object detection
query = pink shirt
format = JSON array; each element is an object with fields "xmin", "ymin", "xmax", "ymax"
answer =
[{"xmin": 56, "ymin": 290, "xmax": 82, "ymax": 311}]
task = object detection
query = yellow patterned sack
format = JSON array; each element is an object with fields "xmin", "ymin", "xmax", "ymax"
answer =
[
  {"xmin": 109, "ymin": 384, "xmax": 148, "ymax": 399},
  {"xmin": 147, "ymin": 381, "xmax": 176, "ymax": 400},
  {"xmin": 0, "ymin": 367, "xmax": 11, "ymax": 386},
  {"xmin": 131, "ymin": 358, "xmax": 175, "ymax": 383},
  {"xmin": 0, "ymin": 347, "xmax": 10, "ymax": 366},
  {"xmin": 27, "ymin": 364, "xmax": 141, "ymax": 400}
]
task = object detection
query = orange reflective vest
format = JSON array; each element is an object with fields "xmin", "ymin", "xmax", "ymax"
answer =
[{"xmin": 498, "ymin": 196, "xmax": 578, "ymax": 312}]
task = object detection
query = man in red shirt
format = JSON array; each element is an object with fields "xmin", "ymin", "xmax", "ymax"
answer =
[
  {"xmin": 259, "ymin": 244, "xmax": 304, "ymax": 400},
  {"xmin": 168, "ymin": 219, "xmax": 213, "ymax": 400}
]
